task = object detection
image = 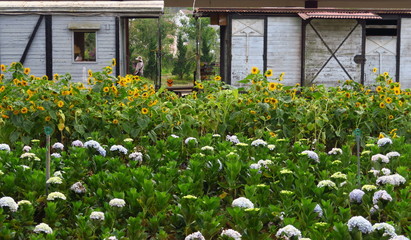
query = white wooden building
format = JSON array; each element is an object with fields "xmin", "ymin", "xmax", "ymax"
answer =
[
  {"xmin": 0, "ymin": 1, "xmax": 163, "ymax": 82},
  {"xmin": 195, "ymin": 8, "xmax": 411, "ymax": 88}
]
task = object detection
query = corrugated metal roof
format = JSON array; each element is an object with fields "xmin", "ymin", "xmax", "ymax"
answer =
[
  {"xmin": 298, "ymin": 12, "xmax": 382, "ymax": 20},
  {"xmin": 195, "ymin": 7, "xmax": 411, "ymax": 15},
  {"xmin": 0, "ymin": 1, "xmax": 164, "ymax": 16}
]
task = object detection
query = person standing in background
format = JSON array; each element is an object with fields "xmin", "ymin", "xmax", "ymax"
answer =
[{"xmin": 134, "ymin": 56, "xmax": 144, "ymax": 76}]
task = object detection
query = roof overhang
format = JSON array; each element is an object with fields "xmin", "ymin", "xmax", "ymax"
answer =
[
  {"xmin": 0, "ymin": 1, "xmax": 164, "ymax": 17},
  {"xmin": 298, "ymin": 12, "xmax": 382, "ymax": 20}
]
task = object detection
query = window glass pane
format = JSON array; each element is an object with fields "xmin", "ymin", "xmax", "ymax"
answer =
[{"xmin": 74, "ymin": 32, "xmax": 96, "ymax": 61}]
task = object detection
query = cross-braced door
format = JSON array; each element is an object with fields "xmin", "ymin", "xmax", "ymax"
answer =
[{"xmin": 304, "ymin": 19, "xmax": 362, "ymax": 86}]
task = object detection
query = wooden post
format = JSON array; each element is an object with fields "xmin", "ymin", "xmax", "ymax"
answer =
[
  {"xmin": 354, "ymin": 128, "xmax": 362, "ymax": 187},
  {"xmin": 44, "ymin": 126, "xmax": 53, "ymax": 194},
  {"xmin": 195, "ymin": 17, "xmax": 201, "ymax": 81}
]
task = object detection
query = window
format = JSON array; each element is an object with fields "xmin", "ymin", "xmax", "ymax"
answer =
[
  {"xmin": 365, "ymin": 20, "xmax": 397, "ymax": 36},
  {"xmin": 73, "ymin": 31, "xmax": 96, "ymax": 62}
]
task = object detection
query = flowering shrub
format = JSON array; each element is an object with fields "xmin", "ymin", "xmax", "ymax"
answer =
[{"xmin": 0, "ymin": 64, "xmax": 409, "ymax": 239}]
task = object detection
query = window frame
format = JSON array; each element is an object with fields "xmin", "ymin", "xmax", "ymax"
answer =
[{"xmin": 72, "ymin": 30, "xmax": 98, "ymax": 63}]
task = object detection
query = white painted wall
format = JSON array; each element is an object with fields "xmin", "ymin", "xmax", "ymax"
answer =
[
  {"xmin": 53, "ymin": 16, "xmax": 116, "ymax": 83},
  {"xmin": 400, "ymin": 18, "xmax": 411, "ymax": 89},
  {"xmin": 305, "ymin": 19, "xmax": 362, "ymax": 86},
  {"xmin": 266, "ymin": 17, "xmax": 301, "ymax": 85},
  {"xmin": 231, "ymin": 19, "xmax": 264, "ymax": 87},
  {"xmin": 0, "ymin": 15, "xmax": 117, "ymax": 83},
  {"xmin": 0, "ymin": 15, "xmax": 46, "ymax": 75}
]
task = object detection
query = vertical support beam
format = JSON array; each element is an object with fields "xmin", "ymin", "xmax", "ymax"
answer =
[
  {"xmin": 156, "ymin": 16, "xmax": 162, "ymax": 90},
  {"xmin": 301, "ymin": 20, "xmax": 308, "ymax": 86},
  {"xmin": 227, "ymin": 15, "xmax": 232, "ymax": 85},
  {"xmin": 124, "ymin": 18, "xmax": 130, "ymax": 74},
  {"xmin": 195, "ymin": 17, "xmax": 201, "ymax": 81},
  {"xmin": 115, "ymin": 16, "xmax": 120, "ymax": 77},
  {"xmin": 396, "ymin": 17, "xmax": 401, "ymax": 82},
  {"xmin": 21, "ymin": 15, "xmax": 44, "ymax": 65},
  {"xmin": 45, "ymin": 15, "xmax": 53, "ymax": 79},
  {"xmin": 360, "ymin": 20, "xmax": 366, "ymax": 85},
  {"xmin": 263, "ymin": 16, "xmax": 268, "ymax": 74},
  {"xmin": 219, "ymin": 26, "xmax": 226, "ymax": 81}
]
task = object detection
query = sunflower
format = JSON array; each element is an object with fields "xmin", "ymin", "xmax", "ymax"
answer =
[
  {"xmin": 270, "ymin": 98, "xmax": 279, "ymax": 105},
  {"xmin": 20, "ymin": 107, "xmax": 28, "ymax": 114},
  {"xmin": 112, "ymin": 119, "xmax": 119, "ymax": 124},
  {"xmin": 385, "ymin": 97, "xmax": 393, "ymax": 104},
  {"xmin": 266, "ymin": 115, "xmax": 271, "ymax": 120},
  {"xmin": 24, "ymin": 68, "xmax": 30, "ymax": 75},
  {"xmin": 264, "ymin": 98, "xmax": 270, "ymax": 103},
  {"xmin": 265, "ymin": 69, "xmax": 273, "ymax": 77},
  {"xmin": 0, "ymin": 86, "xmax": 5, "ymax": 92},
  {"xmin": 373, "ymin": 67, "xmax": 378, "ymax": 73},
  {"xmin": 386, "ymin": 79, "xmax": 393, "ymax": 84},
  {"xmin": 388, "ymin": 115, "xmax": 394, "ymax": 120},
  {"xmin": 57, "ymin": 101, "xmax": 64, "ymax": 108},
  {"xmin": 105, "ymin": 66, "xmax": 113, "ymax": 74},
  {"xmin": 37, "ymin": 106, "xmax": 45, "ymax": 111},
  {"xmin": 355, "ymin": 102, "xmax": 361, "ymax": 108},
  {"xmin": 112, "ymin": 58, "xmax": 116, "ymax": 66},
  {"xmin": 394, "ymin": 88, "xmax": 401, "ymax": 95},
  {"xmin": 383, "ymin": 72, "xmax": 389, "ymax": 76},
  {"xmin": 42, "ymin": 75, "xmax": 48, "ymax": 80},
  {"xmin": 398, "ymin": 100, "xmax": 403, "ymax": 107},
  {"xmin": 250, "ymin": 110, "xmax": 256, "ymax": 114},
  {"xmin": 390, "ymin": 128, "xmax": 398, "ymax": 135},
  {"xmin": 379, "ymin": 102, "xmax": 385, "ymax": 108},
  {"xmin": 378, "ymin": 133, "xmax": 384, "ymax": 139},
  {"xmin": 1, "ymin": 114, "xmax": 9, "ymax": 119},
  {"xmin": 345, "ymin": 92, "xmax": 351, "ymax": 98},
  {"xmin": 162, "ymin": 107, "xmax": 169, "ymax": 113},
  {"xmin": 279, "ymin": 72, "xmax": 285, "ymax": 81},
  {"xmin": 142, "ymin": 92, "xmax": 149, "ymax": 98},
  {"xmin": 141, "ymin": 108, "xmax": 149, "ymax": 115},
  {"xmin": 196, "ymin": 83, "xmax": 204, "ymax": 89},
  {"xmin": 103, "ymin": 87, "xmax": 110, "ymax": 93},
  {"xmin": 376, "ymin": 86, "xmax": 383, "ymax": 92},
  {"xmin": 214, "ymin": 75, "xmax": 222, "ymax": 81},
  {"xmin": 0, "ymin": 74, "xmax": 4, "ymax": 81},
  {"xmin": 0, "ymin": 65, "xmax": 5, "ymax": 71},
  {"xmin": 269, "ymin": 132, "xmax": 276, "ymax": 137},
  {"xmin": 251, "ymin": 67, "xmax": 259, "ymax": 74},
  {"xmin": 268, "ymin": 82, "xmax": 276, "ymax": 91},
  {"xmin": 148, "ymin": 100, "xmax": 158, "ymax": 107},
  {"xmin": 88, "ymin": 69, "xmax": 93, "ymax": 77}
]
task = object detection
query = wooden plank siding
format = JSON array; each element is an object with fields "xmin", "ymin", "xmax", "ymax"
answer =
[
  {"xmin": 266, "ymin": 17, "xmax": 301, "ymax": 86},
  {"xmin": 0, "ymin": 15, "xmax": 47, "ymax": 76},
  {"xmin": 52, "ymin": 16, "xmax": 117, "ymax": 83},
  {"xmin": 400, "ymin": 18, "xmax": 411, "ymax": 89},
  {"xmin": 304, "ymin": 19, "xmax": 362, "ymax": 86}
]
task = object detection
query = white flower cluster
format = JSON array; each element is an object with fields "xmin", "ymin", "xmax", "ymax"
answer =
[
  {"xmin": 33, "ymin": 223, "xmax": 53, "ymax": 234},
  {"xmin": 232, "ymin": 197, "xmax": 254, "ymax": 209},
  {"xmin": 221, "ymin": 229, "xmax": 242, "ymax": 239},
  {"xmin": 72, "ymin": 140, "xmax": 84, "ymax": 147},
  {"xmin": 347, "ymin": 216, "xmax": 373, "ymax": 234},
  {"xmin": 110, "ymin": 145, "xmax": 128, "ymax": 155},
  {"xmin": 301, "ymin": 150, "xmax": 319, "ymax": 163},
  {"xmin": 201, "ymin": 146, "xmax": 214, "ymax": 151},
  {"xmin": 250, "ymin": 160, "xmax": 273, "ymax": 171},
  {"xmin": 373, "ymin": 190, "xmax": 393, "ymax": 204},
  {"xmin": 52, "ymin": 142, "xmax": 64, "ymax": 150},
  {"xmin": 185, "ymin": 137, "xmax": 198, "ymax": 145},
  {"xmin": 46, "ymin": 177, "xmax": 63, "ymax": 184},
  {"xmin": 372, "ymin": 222, "xmax": 396, "ymax": 237},
  {"xmin": 275, "ymin": 225, "xmax": 302, "ymax": 239},
  {"xmin": 386, "ymin": 151, "xmax": 400, "ymax": 158},
  {"xmin": 51, "ymin": 153, "xmax": 62, "ymax": 158},
  {"xmin": 123, "ymin": 138, "xmax": 133, "ymax": 142},
  {"xmin": 185, "ymin": 231, "xmax": 206, "ymax": 240},
  {"xmin": 107, "ymin": 236, "xmax": 118, "ymax": 240},
  {"xmin": 226, "ymin": 135, "xmax": 240, "ymax": 144},
  {"xmin": 170, "ymin": 134, "xmax": 179, "ymax": 138},
  {"xmin": 236, "ymin": 143, "xmax": 248, "ymax": 147},
  {"xmin": 370, "ymin": 204, "xmax": 379, "ymax": 214},
  {"xmin": 331, "ymin": 172, "xmax": 347, "ymax": 180},
  {"xmin": 109, "ymin": 198, "xmax": 126, "ymax": 208},
  {"xmin": 20, "ymin": 152, "xmax": 39, "ymax": 161},
  {"xmin": 53, "ymin": 171, "xmax": 64, "ymax": 178},
  {"xmin": 22, "ymin": 145, "xmax": 31, "ymax": 152},
  {"xmin": 47, "ymin": 192, "xmax": 67, "ymax": 201},
  {"xmin": 70, "ymin": 182, "xmax": 86, "ymax": 194},
  {"xmin": 381, "ymin": 168, "xmax": 391, "ymax": 176},
  {"xmin": 0, "ymin": 196, "xmax": 18, "ymax": 212},
  {"xmin": 369, "ymin": 168, "xmax": 381, "ymax": 177},
  {"xmin": 212, "ymin": 134, "xmax": 221, "ymax": 137},
  {"xmin": 280, "ymin": 169, "xmax": 293, "ymax": 174},
  {"xmin": 314, "ymin": 204, "xmax": 323, "ymax": 217},
  {"xmin": 84, "ymin": 140, "xmax": 106, "ymax": 156},
  {"xmin": 317, "ymin": 180, "xmax": 337, "ymax": 189},
  {"xmin": 371, "ymin": 154, "xmax": 389, "ymax": 163},
  {"xmin": 390, "ymin": 236, "xmax": 410, "ymax": 240},
  {"xmin": 267, "ymin": 144, "xmax": 275, "ymax": 150},
  {"xmin": 0, "ymin": 143, "xmax": 11, "ymax": 152},
  {"xmin": 90, "ymin": 211, "xmax": 105, "ymax": 221},
  {"xmin": 376, "ymin": 173, "xmax": 406, "ymax": 186},
  {"xmin": 17, "ymin": 200, "xmax": 31, "ymax": 206},
  {"xmin": 129, "ymin": 152, "xmax": 143, "ymax": 162},
  {"xmin": 328, "ymin": 148, "xmax": 343, "ymax": 155},
  {"xmin": 251, "ymin": 139, "xmax": 267, "ymax": 147},
  {"xmin": 377, "ymin": 137, "xmax": 392, "ymax": 147},
  {"xmin": 349, "ymin": 189, "xmax": 365, "ymax": 203},
  {"xmin": 362, "ymin": 184, "xmax": 377, "ymax": 191}
]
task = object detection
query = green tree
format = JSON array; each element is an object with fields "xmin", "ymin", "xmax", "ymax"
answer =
[{"xmin": 172, "ymin": 32, "xmax": 190, "ymax": 79}]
